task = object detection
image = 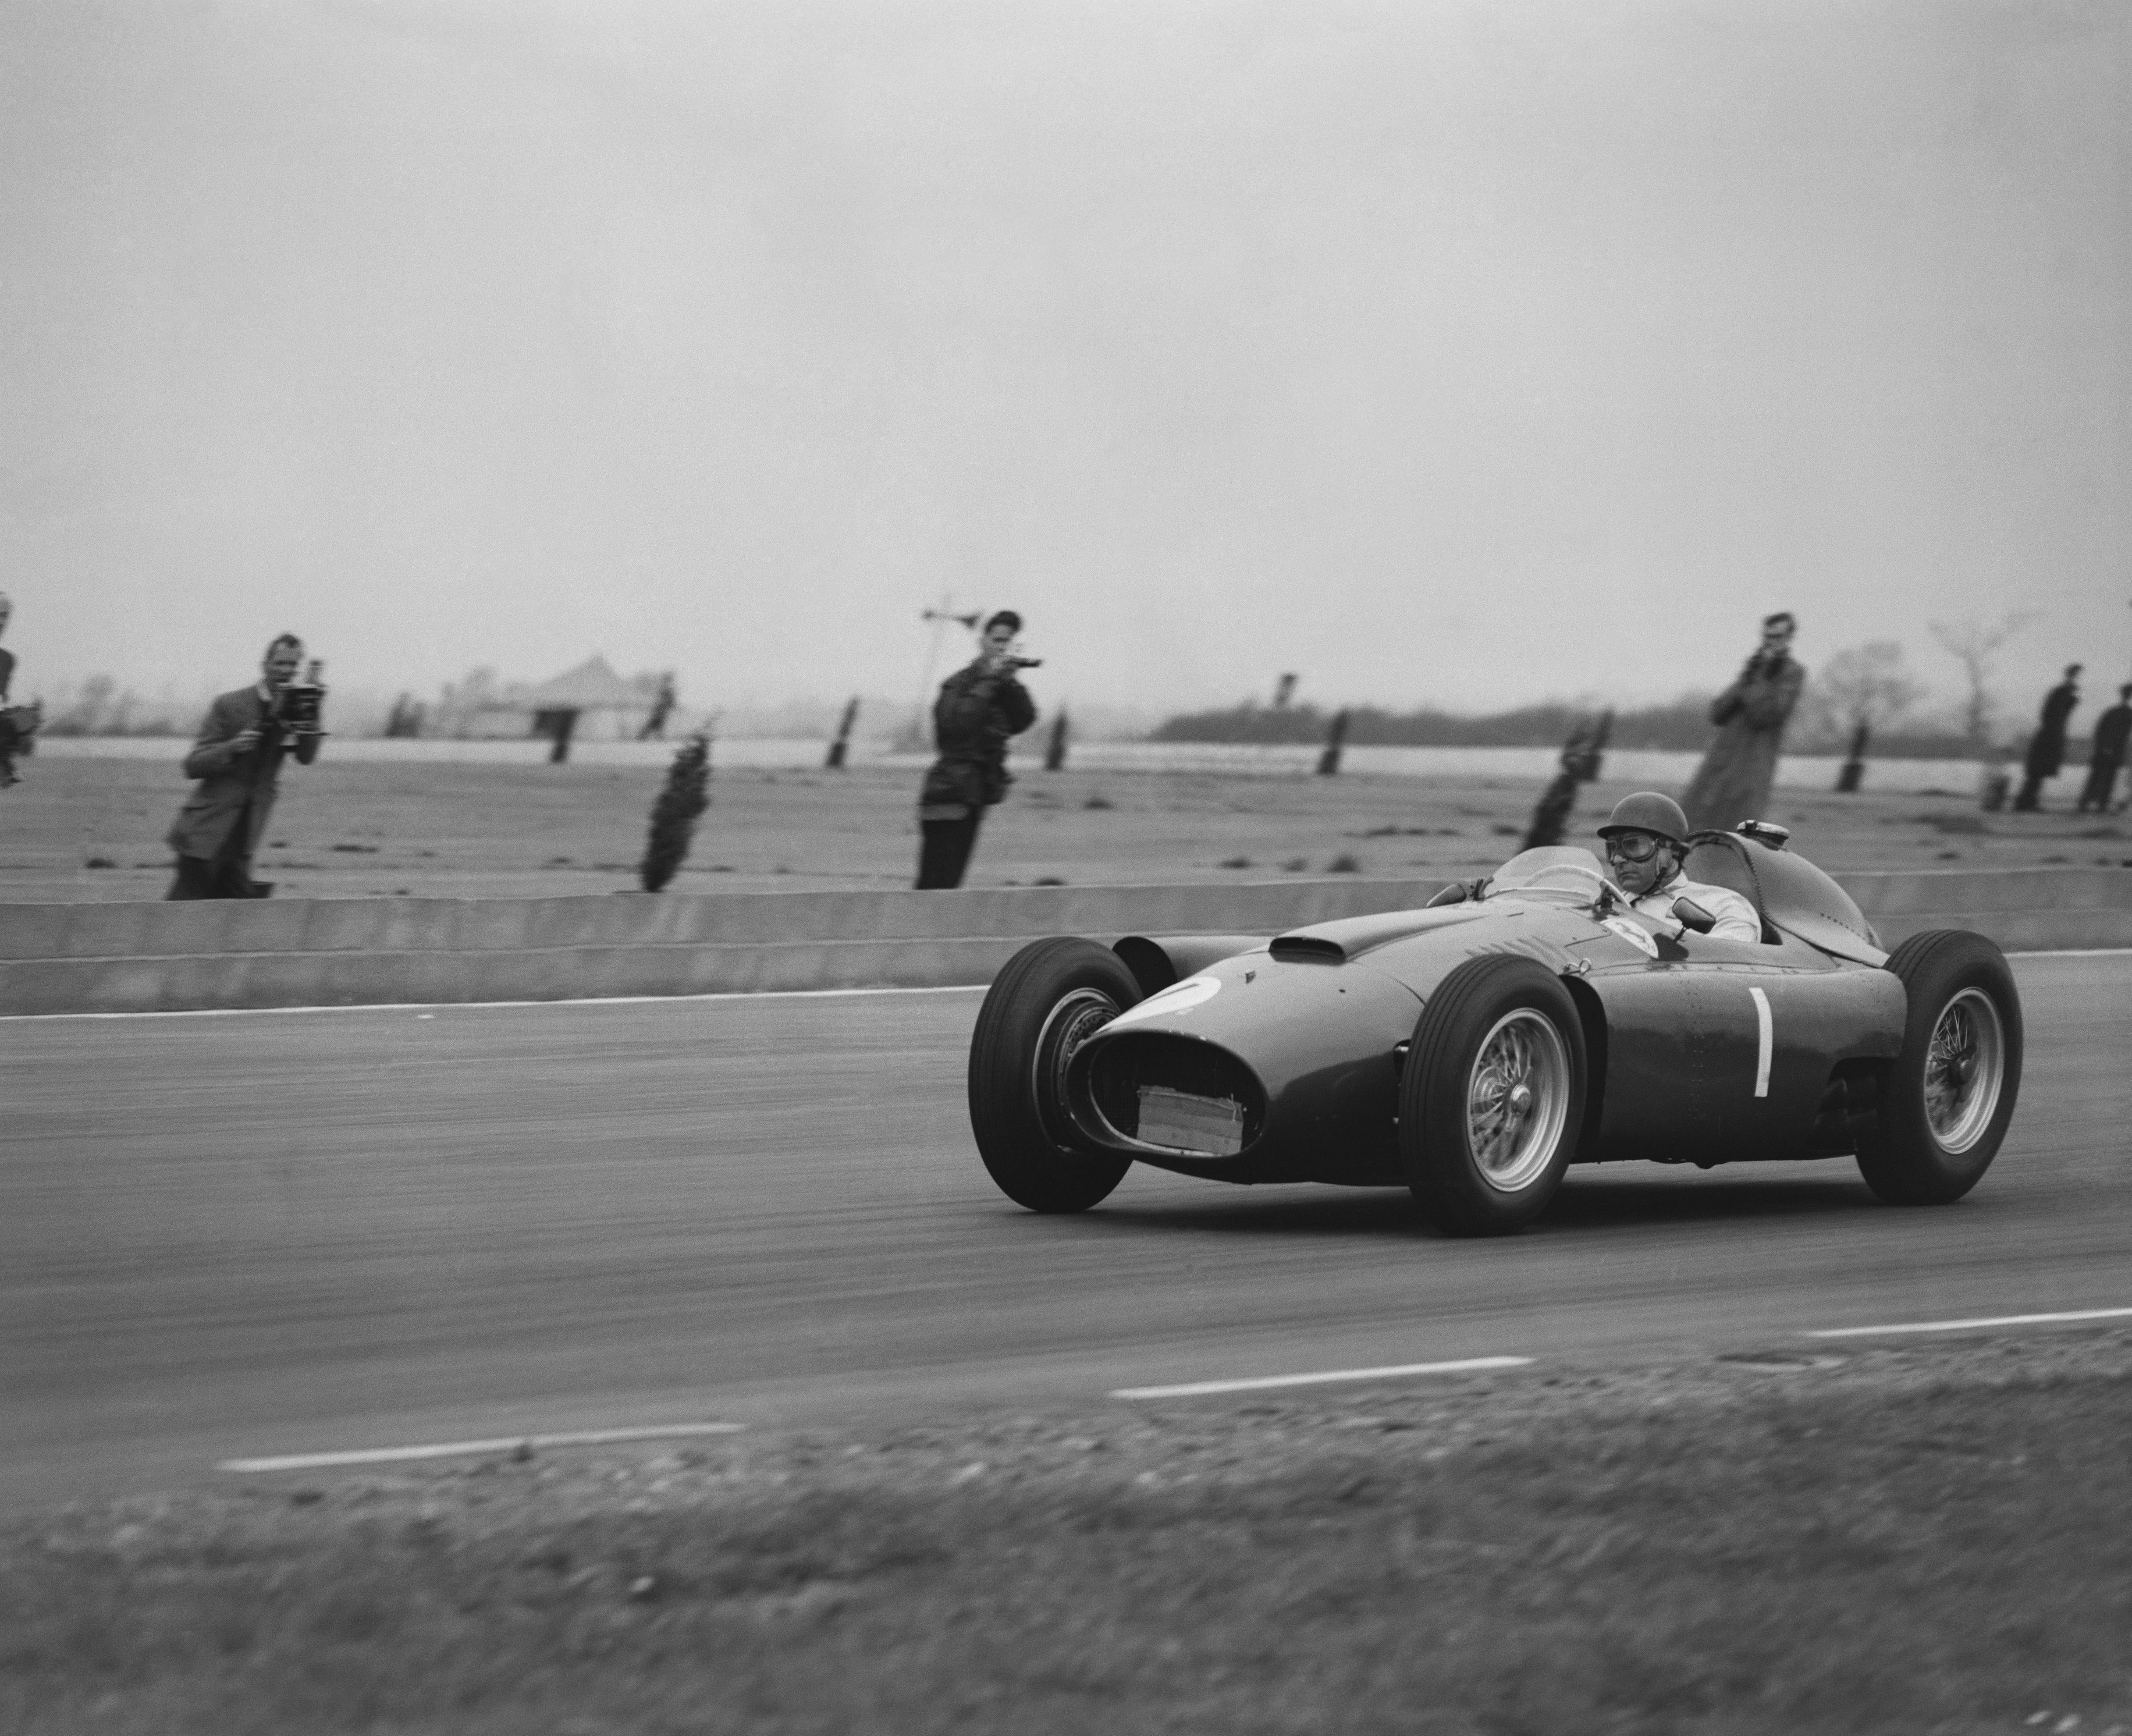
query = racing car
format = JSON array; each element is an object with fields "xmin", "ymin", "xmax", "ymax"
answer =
[{"xmin": 966, "ymin": 823, "xmax": 2022, "ymax": 1235}]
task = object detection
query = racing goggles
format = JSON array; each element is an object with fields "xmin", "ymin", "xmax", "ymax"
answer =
[{"xmin": 1602, "ymin": 832, "xmax": 1670, "ymax": 864}]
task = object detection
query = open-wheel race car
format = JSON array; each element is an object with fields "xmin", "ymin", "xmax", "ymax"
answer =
[{"xmin": 967, "ymin": 825, "xmax": 2023, "ymax": 1235}]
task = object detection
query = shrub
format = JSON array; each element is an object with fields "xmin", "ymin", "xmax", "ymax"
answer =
[{"xmin": 640, "ymin": 734, "xmax": 713, "ymax": 892}]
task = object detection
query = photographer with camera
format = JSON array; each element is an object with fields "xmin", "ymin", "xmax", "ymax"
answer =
[
  {"xmin": 1681, "ymin": 610, "xmax": 1805, "ymax": 834},
  {"xmin": 914, "ymin": 609, "xmax": 1038, "ymax": 889},
  {"xmin": 164, "ymin": 633, "xmax": 325, "ymax": 899}
]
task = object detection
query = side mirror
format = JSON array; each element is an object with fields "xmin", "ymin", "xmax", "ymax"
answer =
[
  {"xmin": 1672, "ymin": 897, "xmax": 1716, "ymax": 935},
  {"xmin": 1425, "ymin": 881, "xmax": 1469, "ymax": 908}
]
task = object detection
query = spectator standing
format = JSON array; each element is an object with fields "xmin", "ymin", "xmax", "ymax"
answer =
[
  {"xmin": 1682, "ymin": 612, "xmax": 1806, "ymax": 833},
  {"xmin": 0, "ymin": 590, "xmax": 41, "ymax": 788},
  {"xmin": 2077, "ymin": 683, "xmax": 2131, "ymax": 814},
  {"xmin": 914, "ymin": 610, "xmax": 1037, "ymax": 889},
  {"xmin": 2012, "ymin": 664, "xmax": 2081, "ymax": 812},
  {"xmin": 0, "ymin": 592, "xmax": 18, "ymax": 786},
  {"xmin": 165, "ymin": 634, "xmax": 323, "ymax": 899}
]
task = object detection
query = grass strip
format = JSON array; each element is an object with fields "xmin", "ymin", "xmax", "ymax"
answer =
[{"xmin": 7, "ymin": 1332, "xmax": 2130, "ymax": 1735}]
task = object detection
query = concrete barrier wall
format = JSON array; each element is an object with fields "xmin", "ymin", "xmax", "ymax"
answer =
[
  {"xmin": 1857, "ymin": 866, "xmax": 2132, "ymax": 953},
  {"xmin": 0, "ymin": 880, "xmax": 1441, "ymax": 1015},
  {"xmin": 0, "ymin": 867, "xmax": 2123, "ymax": 1015},
  {"xmin": 0, "ymin": 880, "xmax": 1446, "ymax": 962}
]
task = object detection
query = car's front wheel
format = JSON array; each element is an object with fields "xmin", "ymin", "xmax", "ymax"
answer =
[
  {"xmin": 968, "ymin": 937, "xmax": 1139, "ymax": 1212},
  {"xmin": 1400, "ymin": 955, "xmax": 1587, "ymax": 1236},
  {"xmin": 1855, "ymin": 930, "xmax": 2022, "ymax": 1205}
]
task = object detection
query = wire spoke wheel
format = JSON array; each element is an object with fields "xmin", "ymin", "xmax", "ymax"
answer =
[
  {"xmin": 1464, "ymin": 1008, "xmax": 1571, "ymax": 1193},
  {"xmin": 1400, "ymin": 955, "xmax": 1586, "ymax": 1235},
  {"xmin": 1855, "ymin": 930, "xmax": 2022, "ymax": 1206},
  {"xmin": 1032, "ymin": 988, "xmax": 1121, "ymax": 1151},
  {"xmin": 1921, "ymin": 987, "xmax": 2004, "ymax": 1154}
]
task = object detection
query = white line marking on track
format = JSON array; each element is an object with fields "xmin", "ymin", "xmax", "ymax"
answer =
[
  {"xmin": 1, "ymin": 984, "xmax": 991, "ymax": 1023},
  {"xmin": 2004, "ymin": 947, "xmax": 2132, "ymax": 958},
  {"xmin": 1805, "ymin": 1306, "xmax": 2132, "ymax": 1340},
  {"xmin": 1112, "ymin": 1356, "xmax": 1532, "ymax": 1400},
  {"xmin": 217, "ymin": 1423, "xmax": 743, "ymax": 1473},
  {"xmin": 1748, "ymin": 986, "xmax": 1773, "ymax": 1097}
]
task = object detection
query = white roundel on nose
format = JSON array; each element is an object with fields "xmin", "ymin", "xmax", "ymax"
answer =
[{"xmin": 1106, "ymin": 973, "xmax": 1222, "ymax": 1026}]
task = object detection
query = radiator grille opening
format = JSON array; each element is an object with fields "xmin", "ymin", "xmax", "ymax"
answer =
[
  {"xmin": 1086, "ymin": 1034, "xmax": 1265, "ymax": 1158},
  {"xmin": 1135, "ymin": 1086, "xmax": 1247, "ymax": 1156}
]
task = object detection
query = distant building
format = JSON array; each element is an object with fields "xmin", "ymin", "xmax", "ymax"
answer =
[{"xmin": 462, "ymin": 656, "xmax": 668, "ymax": 742}]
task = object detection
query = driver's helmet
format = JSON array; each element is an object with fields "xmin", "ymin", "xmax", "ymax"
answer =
[{"xmin": 1596, "ymin": 792, "xmax": 1688, "ymax": 847}]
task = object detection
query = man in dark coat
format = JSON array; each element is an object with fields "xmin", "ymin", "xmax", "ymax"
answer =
[
  {"xmin": 2013, "ymin": 664, "xmax": 2081, "ymax": 812},
  {"xmin": 165, "ymin": 634, "xmax": 323, "ymax": 898},
  {"xmin": 1682, "ymin": 612, "xmax": 1806, "ymax": 834},
  {"xmin": 0, "ymin": 591, "xmax": 22, "ymax": 787},
  {"xmin": 2077, "ymin": 682, "xmax": 2132, "ymax": 814},
  {"xmin": 914, "ymin": 610, "xmax": 1037, "ymax": 889}
]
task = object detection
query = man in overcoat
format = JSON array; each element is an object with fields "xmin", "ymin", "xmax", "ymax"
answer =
[
  {"xmin": 0, "ymin": 591, "xmax": 25, "ymax": 787},
  {"xmin": 913, "ymin": 610, "xmax": 1037, "ymax": 889},
  {"xmin": 165, "ymin": 634, "xmax": 323, "ymax": 898},
  {"xmin": 1682, "ymin": 612, "xmax": 1805, "ymax": 834},
  {"xmin": 2076, "ymin": 682, "xmax": 2130, "ymax": 815},
  {"xmin": 2012, "ymin": 664, "xmax": 2081, "ymax": 812}
]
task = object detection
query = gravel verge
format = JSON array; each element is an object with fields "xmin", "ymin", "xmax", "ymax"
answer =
[{"xmin": 7, "ymin": 1329, "xmax": 2130, "ymax": 1735}]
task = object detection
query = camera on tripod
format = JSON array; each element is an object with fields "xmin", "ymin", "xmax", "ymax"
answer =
[{"xmin": 274, "ymin": 660, "xmax": 327, "ymax": 730}]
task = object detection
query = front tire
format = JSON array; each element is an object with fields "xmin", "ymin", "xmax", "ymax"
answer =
[
  {"xmin": 1401, "ymin": 955, "xmax": 1587, "ymax": 1236},
  {"xmin": 968, "ymin": 938, "xmax": 1140, "ymax": 1212},
  {"xmin": 1855, "ymin": 930, "xmax": 2022, "ymax": 1205}
]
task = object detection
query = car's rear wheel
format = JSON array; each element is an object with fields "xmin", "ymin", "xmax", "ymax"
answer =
[
  {"xmin": 1855, "ymin": 930, "xmax": 2022, "ymax": 1205},
  {"xmin": 1401, "ymin": 955, "xmax": 1586, "ymax": 1236},
  {"xmin": 968, "ymin": 937, "xmax": 1139, "ymax": 1212}
]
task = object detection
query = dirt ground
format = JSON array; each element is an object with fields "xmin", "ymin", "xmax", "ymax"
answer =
[{"xmin": 3, "ymin": 753, "xmax": 2127, "ymax": 903}]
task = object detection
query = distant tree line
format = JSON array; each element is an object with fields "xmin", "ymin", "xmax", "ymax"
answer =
[
  {"xmin": 39, "ymin": 675, "xmax": 391, "ymax": 738},
  {"xmin": 1155, "ymin": 634, "xmax": 2090, "ymax": 759},
  {"xmin": 1151, "ymin": 698, "xmax": 1705, "ymax": 749},
  {"xmin": 38, "ymin": 675, "xmax": 190, "ymax": 737},
  {"xmin": 1151, "ymin": 695, "xmax": 1983, "ymax": 757}
]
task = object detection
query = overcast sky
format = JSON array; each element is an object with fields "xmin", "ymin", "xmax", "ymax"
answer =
[{"xmin": 4, "ymin": 0, "xmax": 2127, "ymax": 721}]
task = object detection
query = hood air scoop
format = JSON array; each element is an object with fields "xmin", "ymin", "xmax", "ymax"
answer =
[
  {"xmin": 1268, "ymin": 903, "xmax": 1488, "ymax": 964},
  {"xmin": 1268, "ymin": 934, "xmax": 1346, "ymax": 963}
]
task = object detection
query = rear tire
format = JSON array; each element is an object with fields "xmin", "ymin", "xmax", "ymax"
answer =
[
  {"xmin": 968, "ymin": 938, "xmax": 1140, "ymax": 1212},
  {"xmin": 1401, "ymin": 955, "xmax": 1587, "ymax": 1236},
  {"xmin": 1855, "ymin": 930, "xmax": 2022, "ymax": 1205}
]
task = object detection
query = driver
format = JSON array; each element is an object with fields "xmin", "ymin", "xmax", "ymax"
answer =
[{"xmin": 1596, "ymin": 792, "xmax": 1761, "ymax": 942}]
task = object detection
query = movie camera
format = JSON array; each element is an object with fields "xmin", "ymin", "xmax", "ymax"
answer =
[{"xmin": 273, "ymin": 660, "xmax": 328, "ymax": 731}]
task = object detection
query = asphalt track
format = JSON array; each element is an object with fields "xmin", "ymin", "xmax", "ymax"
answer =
[{"xmin": 4, "ymin": 954, "xmax": 2125, "ymax": 1512}]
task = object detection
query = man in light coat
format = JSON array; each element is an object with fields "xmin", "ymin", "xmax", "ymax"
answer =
[
  {"xmin": 1682, "ymin": 612, "xmax": 1805, "ymax": 834},
  {"xmin": 165, "ymin": 634, "xmax": 323, "ymax": 899}
]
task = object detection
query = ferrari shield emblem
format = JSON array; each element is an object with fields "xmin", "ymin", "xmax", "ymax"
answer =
[{"xmin": 1599, "ymin": 916, "xmax": 1660, "ymax": 959}]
